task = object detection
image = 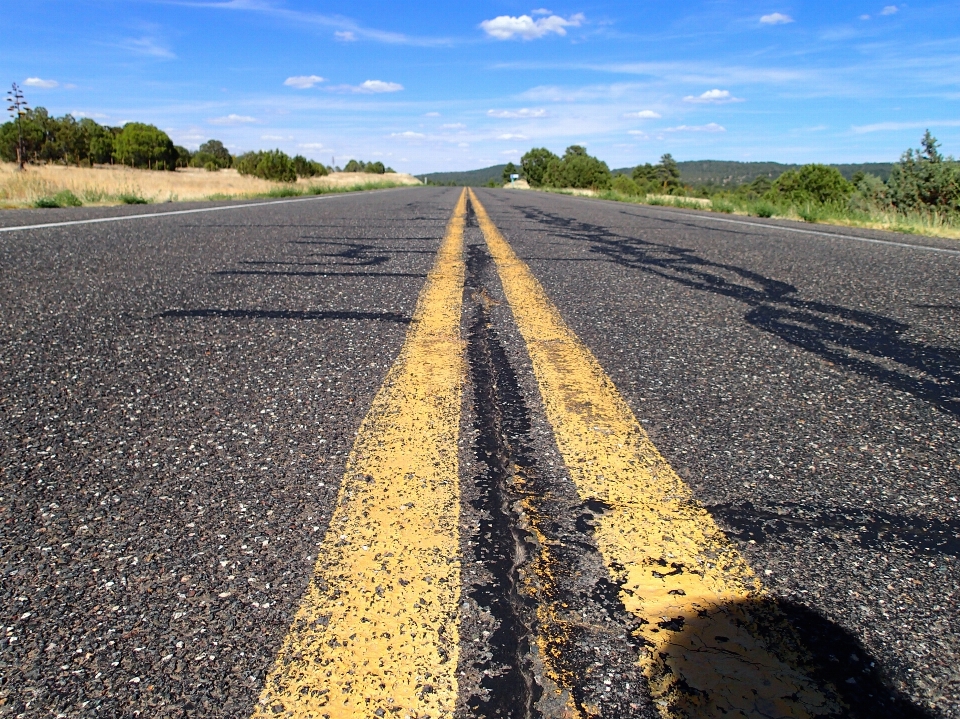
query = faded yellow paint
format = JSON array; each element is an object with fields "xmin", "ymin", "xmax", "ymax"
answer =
[
  {"xmin": 469, "ymin": 189, "xmax": 840, "ymax": 719},
  {"xmin": 253, "ymin": 190, "xmax": 468, "ymax": 719}
]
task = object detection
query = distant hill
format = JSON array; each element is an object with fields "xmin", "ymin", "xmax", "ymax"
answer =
[
  {"xmin": 613, "ymin": 160, "xmax": 896, "ymax": 186},
  {"xmin": 421, "ymin": 164, "xmax": 507, "ymax": 186},
  {"xmin": 423, "ymin": 160, "xmax": 895, "ymax": 188}
]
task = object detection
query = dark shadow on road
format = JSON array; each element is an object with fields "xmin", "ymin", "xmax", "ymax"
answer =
[
  {"xmin": 156, "ymin": 309, "xmax": 410, "ymax": 323},
  {"xmin": 616, "ymin": 591, "xmax": 936, "ymax": 719},
  {"xmin": 514, "ymin": 204, "xmax": 960, "ymax": 416},
  {"xmin": 709, "ymin": 500, "xmax": 960, "ymax": 556}
]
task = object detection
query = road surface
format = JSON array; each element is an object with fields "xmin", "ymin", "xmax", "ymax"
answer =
[{"xmin": 0, "ymin": 187, "xmax": 957, "ymax": 718}]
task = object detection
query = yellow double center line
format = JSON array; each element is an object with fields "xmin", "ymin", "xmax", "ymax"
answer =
[
  {"xmin": 255, "ymin": 189, "xmax": 839, "ymax": 719},
  {"xmin": 254, "ymin": 190, "xmax": 467, "ymax": 718}
]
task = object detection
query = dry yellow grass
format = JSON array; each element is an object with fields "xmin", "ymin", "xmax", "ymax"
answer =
[{"xmin": 0, "ymin": 163, "xmax": 421, "ymax": 208}]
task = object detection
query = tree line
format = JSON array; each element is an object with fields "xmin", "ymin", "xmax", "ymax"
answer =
[
  {"xmin": 514, "ymin": 132, "xmax": 958, "ymax": 217},
  {"xmin": 0, "ymin": 106, "xmax": 396, "ymax": 182}
]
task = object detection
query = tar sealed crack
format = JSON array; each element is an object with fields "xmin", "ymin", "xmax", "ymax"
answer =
[
  {"xmin": 465, "ymin": 241, "xmax": 544, "ymax": 718},
  {"xmin": 461, "ymin": 232, "xmax": 653, "ymax": 719}
]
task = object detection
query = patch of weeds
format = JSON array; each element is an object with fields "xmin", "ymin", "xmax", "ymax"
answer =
[
  {"xmin": 672, "ymin": 198, "xmax": 705, "ymax": 210},
  {"xmin": 752, "ymin": 201, "xmax": 777, "ymax": 218},
  {"xmin": 646, "ymin": 195, "xmax": 667, "ymax": 206},
  {"xmin": 265, "ymin": 186, "xmax": 303, "ymax": 198},
  {"xmin": 81, "ymin": 189, "xmax": 106, "ymax": 204},
  {"xmin": 34, "ymin": 190, "xmax": 83, "ymax": 208},
  {"xmin": 797, "ymin": 203, "xmax": 824, "ymax": 223},
  {"xmin": 117, "ymin": 193, "xmax": 148, "ymax": 205},
  {"xmin": 712, "ymin": 199, "xmax": 735, "ymax": 214}
]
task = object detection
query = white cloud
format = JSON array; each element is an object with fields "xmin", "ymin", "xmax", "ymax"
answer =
[
  {"xmin": 480, "ymin": 12, "xmax": 585, "ymax": 40},
  {"xmin": 424, "ymin": 112, "xmax": 441, "ymax": 117},
  {"xmin": 852, "ymin": 119, "xmax": 960, "ymax": 133},
  {"xmin": 284, "ymin": 75, "xmax": 325, "ymax": 89},
  {"xmin": 299, "ymin": 142, "xmax": 325, "ymax": 149},
  {"xmin": 24, "ymin": 77, "xmax": 58, "ymax": 89},
  {"xmin": 683, "ymin": 89, "xmax": 744, "ymax": 103},
  {"xmin": 626, "ymin": 110, "xmax": 661, "ymax": 118},
  {"xmin": 390, "ymin": 131, "xmax": 425, "ymax": 138},
  {"xmin": 860, "ymin": 14, "xmax": 871, "ymax": 19},
  {"xmin": 458, "ymin": 142, "xmax": 470, "ymax": 147},
  {"xmin": 664, "ymin": 123, "xmax": 726, "ymax": 132},
  {"xmin": 627, "ymin": 130, "xmax": 649, "ymax": 138},
  {"xmin": 487, "ymin": 108, "xmax": 547, "ymax": 118},
  {"xmin": 71, "ymin": 111, "xmax": 108, "ymax": 119},
  {"xmin": 261, "ymin": 134, "xmax": 286, "ymax": 140},
  {"xmin": 531, "ymin": 8, "xmax": 552, "ymax": 15},
  {"xmin": 881, "ymin": 5, "xmax": 898, "ymax": 15},
  {"xmin": 360, "ymin": 80, "xmax": 403, "ymax": 93},
  {"xmin": 117, "ymin": 37, "xmax": 176, "ymax": 59},
  {"xmin": 442, "ymin": 123, "xmax": 466, "ymax": 129},
  {"xmin": 335, "ymin": 31, "xmax": 356, "ymax": 41},
  {"xmin": 208, "ymin": 114, "xmax": 258, "ymax": 125},
  {"xmin": 497, "ymin": 133, "xmax": 528, "ymax": 140},
  {"xmin": 760, "ymin": 12, "xmax": 794, "ymax": 25}
]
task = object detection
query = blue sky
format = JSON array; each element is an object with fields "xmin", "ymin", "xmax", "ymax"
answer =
[{"xmin": 5, "ymin": 1, "xmax": 960, "ymax": 173}]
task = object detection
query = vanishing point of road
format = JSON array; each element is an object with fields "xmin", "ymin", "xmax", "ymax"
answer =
[{"xmin": 1, "ymin": 187, "xmax": 957, "ymax": 719}]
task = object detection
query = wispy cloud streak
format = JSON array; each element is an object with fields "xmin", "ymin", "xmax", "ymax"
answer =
[{"xmin": 160, "ymin": 0, "xmax": 453, "ymax": 46}]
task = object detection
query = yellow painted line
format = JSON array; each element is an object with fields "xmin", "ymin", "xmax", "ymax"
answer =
[
  {"xmin": 253, "ymin": 190, "xmax": 468, "ymax": 719},
  {"xmin": 469, "ymin": 189, "xmax": 841, "ymax": 718}
]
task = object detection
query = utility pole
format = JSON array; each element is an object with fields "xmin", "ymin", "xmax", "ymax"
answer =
[{"xmin": 6, "ymin": 83, "xmax": 30, "ymax": 171}]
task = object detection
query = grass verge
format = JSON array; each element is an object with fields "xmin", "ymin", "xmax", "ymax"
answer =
[
  {"xmin": 546, "ymin": 187, "xmax": 960, "ymax": 241},
  {"xmin": 1, "ymin": 164, "xmax": 422, "ymax": 210}
]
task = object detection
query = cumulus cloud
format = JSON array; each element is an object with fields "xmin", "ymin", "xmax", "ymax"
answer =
[
  {"xmin": 760, "ymin": 12, "xmax": 793, "ymax": 24},
  {"xmin": 208, "ymin": 114, "xmax": 258, "ymax": 125},
  {"xmin": 487, "ymin": 108, "xmax": 547, "ymax": 118},
  {"xmin": 664, "ymin": 123, "xmax": 726, "ymax": 132},
  {"xmin": 498, "ymin": 133, "xmax": 528, "ymax": 140},
  {"xmin": 284, "ymin": 75, "xmax": 325, "ymax": 89},
  {"xmin": 627, "ymin": 130, "xmax": 649, "ymax": 138},
  {"xmin": 881, "ymin": 5, "xmax": 898, "ymax": 14},
  {"xmin": 299, "ymin": 142, "xmax": 325, "ymax": 149},
  {"xmin": 626, "ymin": 110, "xmax": 661, "ymax": 118},
  {"xmin": 24, "ymin": 77, "xmax": 58, "ymax": 89},
  {"xmin": 480, "ymin": 12, "xmax": 584, "ymax": 40},
  {"xmin": 261, "ymin": 134, "xmax": 286, "ymax": 141},
  {"xmin": 683, "ymin": 89, "xmax": 743, "ymax": 103},
  {"xmin": 424, "ymin": 112, "xmax": 441, "ymax": 117},
  {"xmin": 390, "ymin": 131, "xmax": 425, "ymax": 138},
  {"xmin": 442, "ymin": 123, "xmax": 466, "ymax": 129},
  {"xmin": 335, "ymin": 31, "xmax": 356, "ymax": 41},
  {"xmin": 360, "ymin": 80, "xmax": 403, "ymax": 93}
]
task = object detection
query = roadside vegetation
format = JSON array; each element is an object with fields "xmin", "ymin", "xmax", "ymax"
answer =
[
  {"xmin": 516, "ymin": 133, "xmax": 960, "ymax": 239},
  {"xmin": 0, "ymin": 101, "xmax": 414, "ymax": 208}
]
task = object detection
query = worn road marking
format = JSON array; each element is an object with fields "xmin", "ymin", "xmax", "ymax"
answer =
[
  {"xmin": 470, "ymin": 189, "xmax": 840, "ymax": 719},
  {"xmin": 253, "ymin": 190, "xmax": 468, "ymax": 719},
  {"xmin": 0, "ymin": 193, "xmax": 359, "ymax": 233}
]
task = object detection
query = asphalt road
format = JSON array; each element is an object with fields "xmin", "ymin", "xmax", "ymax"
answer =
[{"xmin": 1, "ymin": 187, "xmax": 957, "ymax": 718}]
